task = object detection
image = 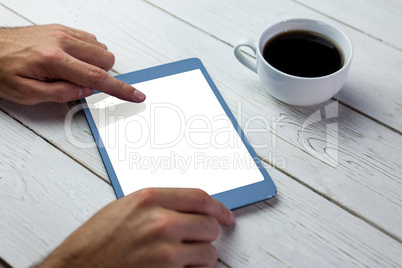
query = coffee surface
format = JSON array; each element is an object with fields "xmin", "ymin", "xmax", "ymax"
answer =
[{"xmin": 263, "ymin": 30, "xmax": 343, "ymax": 77}]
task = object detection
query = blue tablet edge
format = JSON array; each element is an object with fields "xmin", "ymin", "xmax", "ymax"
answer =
[{"xmin": 80, "ymin": 58, "xmax": 276, "ymax": 210}]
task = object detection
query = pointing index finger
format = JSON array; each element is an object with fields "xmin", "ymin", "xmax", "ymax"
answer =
[{"xmin": 57, "ymin": 55, "xmax": 146, "ymax": 102}]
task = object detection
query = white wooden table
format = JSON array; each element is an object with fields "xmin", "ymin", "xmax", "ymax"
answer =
[{"xmin": 1, "ymin": 1, "xmax": 402, "ymax": 267}]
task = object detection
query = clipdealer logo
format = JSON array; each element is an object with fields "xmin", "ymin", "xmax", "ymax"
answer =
[
  {"xmin": 64, "ymin": 100, "xmax": 288, "ymax": 169},
  {"xmin": 300, "ymin": 101, "xmax": 339, "ymax": 167}
]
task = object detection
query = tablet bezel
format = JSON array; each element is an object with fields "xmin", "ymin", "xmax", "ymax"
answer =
[{"xmin": 81, "ymin": 58, "xmax": 276, "ymax": 210}]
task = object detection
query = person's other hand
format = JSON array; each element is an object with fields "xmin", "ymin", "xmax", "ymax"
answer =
[
  {"xmin": 37, "ymin": 188, "xmax": 235, "ymax": 268},
  {"xmin": 0, "ymin": 24, "xmax": 145, "ymax": 105}
]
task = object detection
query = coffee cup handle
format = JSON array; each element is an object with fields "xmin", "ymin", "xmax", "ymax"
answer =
[{"xmin": 234, "ymin": 38, "xmax": 258, "ymax": 73}]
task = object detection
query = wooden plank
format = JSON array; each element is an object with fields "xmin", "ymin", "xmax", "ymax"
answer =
[
  {"xmin": 1, "ymin": 0, "xmax": 401, "ymax": 240},
  {"xmin": 0, "ymin": 3, "xmax": 31, "ymax": 27},
  {"xmin": 6, "ymin": 3, "xmax": 398, "ymax": 267},
  {"xmin": 214, "ymin": 165, "xmax": 402, "ymax": 267},
  {"xmin": 0, "ymin": 110, "xmax": 116, "ymax": 268},
  {"xmin": 292, "ymin": 0, "xmax": 402, "ymax": 50},
  {"xmin": 1, "ymin": 107, "xmax": 401, "ymax": 267},
  {"xmin": 145, "ymin": 0, "xmax": 402, "ymax": 133},
  {"xmin": 0, "ymin": 100, "xmax": 109, "ymax": 183}
]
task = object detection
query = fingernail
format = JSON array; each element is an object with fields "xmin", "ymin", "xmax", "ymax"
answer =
[
  {"xmin": 81, "ymin": 87, "xmax": 94, "ymax": 98},
  {"xmin": 229, "ymin": 210, "xmax": 235, "ymax": 224},
  {"xmin": 133, "ymin": 89, "xmax": 146, "ymax": 102}
]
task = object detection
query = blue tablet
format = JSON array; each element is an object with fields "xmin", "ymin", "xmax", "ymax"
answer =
[{"xmin": 81, "ymin": 58, "xmax": 276, "ymax": 210}]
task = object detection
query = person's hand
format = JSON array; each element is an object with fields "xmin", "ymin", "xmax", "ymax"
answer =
[
  {"xmin": 0, "ymin": 24, "xmax": 145, "ymax": 105},
  {"xmin": 37, "ymin": 188, "xmax": 235, "ymax": 268}
]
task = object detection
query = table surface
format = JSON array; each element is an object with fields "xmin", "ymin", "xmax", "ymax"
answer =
[{"xmin": 1, "ymin": 1, "xmax": 402, "ymax": 267}]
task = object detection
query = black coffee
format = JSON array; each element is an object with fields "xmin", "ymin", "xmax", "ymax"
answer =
[{"xmin": 263, "ymin": 30, "xmax": 343, "ymax": 77}]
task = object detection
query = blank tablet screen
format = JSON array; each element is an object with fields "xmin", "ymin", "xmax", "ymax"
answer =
[{"xmin": 85, "ymin": 68, "xmax": 264, "ymax": 196}]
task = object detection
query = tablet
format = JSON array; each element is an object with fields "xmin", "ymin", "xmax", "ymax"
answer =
[{"xmin": 81, "ymin": 58, "xmax": 276, "ymax": 209}]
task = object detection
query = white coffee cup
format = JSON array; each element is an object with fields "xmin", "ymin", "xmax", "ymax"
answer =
[{"xmin": 234, "ymin": 18, "xmax": 353, "ymax": 106}]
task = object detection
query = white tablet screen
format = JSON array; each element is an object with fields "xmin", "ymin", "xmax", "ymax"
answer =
[{"xmin": 86, "ymin": 69, "xmax": 264, "ymax": 196}]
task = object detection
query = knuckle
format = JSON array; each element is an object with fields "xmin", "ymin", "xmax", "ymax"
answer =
[
  {"xmin": 135, "ymin": 188, "xmax": 159, "ymax": 206},
  {"xmin": 160, "ymin": 244, "xmax": 181, "ymax": 265},
  {"xmin": 88, "ymin": 32, "xmax": 98, "ymax": 40},
  {"xmin": 116, "ymin": 80, "xmax": 128, "ymax": 95},
  {"xmin": 103, "ymin": 51, "xmax": 115, "ymax": 70},
  {"xmin": 195, "ymin": 189, "xmax": 211, "ymax": 209},
  {"xmin": 49, "ymin": 23, "xmax": 65, "ymax": 31},
  {"xmin": 206, "ymin": 217, "xmax": 221, "ymax": 240},
  {"xmin": 87, "ymin": 67, "xmax": 106, "ymax": 85},
  {"xmin": 38, "ymin": 47, "xmax": 64, "ymax": 62},
  {"xmin": 153, "ymin": 214, "xmax": 177, "ymax": 238},
  {"xmin": 54, "ymin": 85, "xmax": 72, "ymax": 103},
  {"xmin": 50, "ymin": 30, "xmax": 72, "ymax": 42}
]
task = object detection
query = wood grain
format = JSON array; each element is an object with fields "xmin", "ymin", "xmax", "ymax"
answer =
[
  {"xmin": 146, "ymin": 0, "xmax": 402, "ymax": 133},
  {"xmin": 1, "ymin": 0, "xmax": 401, "ymax": 239},
  {"xmin": 291, "ymin": 0, "xmax": 402, "ymax": 50},
  {"xmin": 0, "ymin": 1, "xmax": 402, "ymax": 268},
  {"xmin": 0, "ymin": 3, "xmax": 31, "ymax": 27},
  {"xmin": 0, "ymin": 101, "xmax": 110, "ymax": 183},
  {"xmin": 0, "ymin": 110, "xmax": 116, "ymax": 268},
  {"xmin": 1, "ymin": 107, "xmax": 401, "ymax": 267},
  {"xmin": 215, "ymin": 165, "xmax": 402, "ymax": 267}
]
